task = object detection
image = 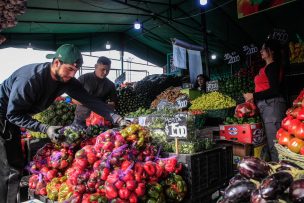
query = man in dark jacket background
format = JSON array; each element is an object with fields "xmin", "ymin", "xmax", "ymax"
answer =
[
  {"xmin": 0, "ymin": 44, "xmax": 125, "ymax": 202},
  {"xmin": 73, "ymin": 56, "xmax": 117, "ymax": 127}
]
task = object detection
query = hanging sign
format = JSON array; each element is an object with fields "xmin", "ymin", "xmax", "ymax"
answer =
[
  {"xmin": 243, "ymin": 44, "xmax": 258, "ymax": 55},
  {"xmin": 175, "ymin": 96, "xmax": 189, "ymax": 109},
  {"xmin": 271, "ymin": 28, "xmax": 289, "ymax": 43},
  {"xmin": 237, "ymin": 0, "xmax": 296, "ymax": 19},
  {"xmin": 165, "ymin": 113, "xmax": 188, "ymax": 140},
  {"xmin": 224, "ymin": 52, "xmax": 240, "ymax": 64},
  {"xmin": 115, "ymin": 72, "xmax": 126, "ymax": 85},
  {"xmin": 206, "ymin": 80, "xmax": 219, "ymax": 92}
]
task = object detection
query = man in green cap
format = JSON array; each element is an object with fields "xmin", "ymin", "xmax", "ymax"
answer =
[{"xmin": 0, "ymin": 44, "xmax": 126, "ymax": 202}]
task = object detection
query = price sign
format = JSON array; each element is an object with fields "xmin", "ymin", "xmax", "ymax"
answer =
[
  {"xmin": 165, "ymin": 113, "xmax": 188, "ymax": 140},
  {"xmin": 115, "ymin": 72, "xmax": 126, "ymax": 85},
  {"xmin": 271, "ymin": 28, "xmax": 288, "ymax": 43},
  {"xmin": 157, "ymin": 99, "xmax": 175, "ymax": 110},
  {"xmin": 243, "ymin": 44, "xmax": 258, "ymax": 55},
  {"xmin": 206, "ymin": 80, "xmax": 219, "ymax": 92},
  {"xmin": 224, "ymin": 52, "xmax": 240, "ymax": 64},
  {"xmin": 175, "ymin": 96, "xmax": 188, "ymax": 109},
  {"xmin": 138, "ymin": 116, "xmax": 147, "ymax": 126}
]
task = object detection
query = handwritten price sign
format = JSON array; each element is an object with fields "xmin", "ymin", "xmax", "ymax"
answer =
[
  {"xmin": 206, "ymin": 80, "xmax": 219, "ymax": 92},
  {"xmin": 271, "ymin": 28, "xmax": 288, "ymax": 43},
  {"xmin": 243, "ymin": 44, "xmax": 258, "ymax": 55},
  {"xmin": 165, "ymin": 113, "xmax": 188, "ymax": 140},
  {"xmin": 224, "ymin": 52, "xmax": 240, "ymax": 64}
]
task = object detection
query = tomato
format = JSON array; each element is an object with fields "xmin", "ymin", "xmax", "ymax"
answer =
[
  {"xmin": 278, "ymin": 133, "xmax": 293, "ymax": 146},
  {"xmin": 281, "ymin": 116, "xmax": 293, "ymax": 131},
  {"xmin": 277, "ymin": 128, "xmax": 289, "ymax": 140},
  {"xmin": 288, "ymin": 119, "xmax": 301, "ymax": 135},
  {"xmin": 288, "ymin": 138, "xmax": 304, "ymax": 154},
  {"xmin": 290, "ymin": 107, "xmax": 302, "ymax": 118},
  {"xmin": 294, "ymin": 122, "xmax": 304, "ymax": 140},
  {"xmin": 297, "ymin": 108, "xmax": 304, "ymax": 121},
  {"xmin": 300, "ymin": 147, "xmax": 304, "ymax": 155}
]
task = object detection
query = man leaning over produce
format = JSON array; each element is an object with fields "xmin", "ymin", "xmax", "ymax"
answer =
[{"xmin": 0, "ymin": 44, "xmax": 127, "ymax": 203}]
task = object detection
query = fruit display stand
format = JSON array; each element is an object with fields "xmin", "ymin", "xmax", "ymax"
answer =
[
  {"xmin": 163, "ymin": 145, "xmax": 234, "ymax": 202},
  {"xmin": 275, "ymin": 143, "xmax": 304, "ymax": 169}
]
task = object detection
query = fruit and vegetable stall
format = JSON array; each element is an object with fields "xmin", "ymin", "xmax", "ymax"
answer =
[{"xmin": 21, "ymin": 73, "xmax": 304, "ymax": 203}]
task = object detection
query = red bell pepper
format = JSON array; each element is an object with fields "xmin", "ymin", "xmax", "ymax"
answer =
[
  {"xmin": 144, "ymin": 161, "xmax": 156, "ymax": 176},
  {"xmin": 134, "ymin": 182, "xmax": 145, "ymax": 197},
  {"xmin": 118, "ymin": 186, "xmax": 131, "ymax": 200},
  {"xmin": 126, "ymin": 180, "xmax": 137, "ymax": 191},
  {"xmin": 105, "ymin": 183, "xmax": 118, "ymax": 199}
]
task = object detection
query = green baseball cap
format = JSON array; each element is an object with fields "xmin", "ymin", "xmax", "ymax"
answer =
[{"xmin": 46, "ymin": 44, "xmax": 83, "ymax": 68}]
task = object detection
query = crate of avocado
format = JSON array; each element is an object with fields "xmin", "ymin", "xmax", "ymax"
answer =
[
  {"xmin": 220, "ymin": 116, "xmax": 265, "ymax": 145},
  {"xmin": 163, "ymin": 145, "xmax": 234, "ymax": 202}
]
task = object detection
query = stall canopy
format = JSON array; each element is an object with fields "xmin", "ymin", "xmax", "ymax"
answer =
[{"xmin": 1, "ymin": 0, "xmax": 303, "ymax": 67}]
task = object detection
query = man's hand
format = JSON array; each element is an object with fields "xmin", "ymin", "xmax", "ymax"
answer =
[
  {"xmin": 118, "ymin": 118, "xmax": 131, "ymax": 127},
  {"xmin": 243, "ymin": 93, "xmax": 254, "ymax": 102},
  {"xmin": 46, "ymin": 126, "xmax": 63, "ymax": 142}
]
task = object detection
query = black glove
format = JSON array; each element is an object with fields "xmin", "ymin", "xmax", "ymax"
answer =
[{"xmin": 46, "ymin": 126, "xmax": 63, "ymax": 142}]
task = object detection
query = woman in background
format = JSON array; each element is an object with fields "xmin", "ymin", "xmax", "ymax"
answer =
[
  {"xmin": 243, "ymin": 38, "xmax": 286, "ymax": 162},
  {"xmin": 193, "ymin": 74, "xmax": 209, "ymax": 93}
]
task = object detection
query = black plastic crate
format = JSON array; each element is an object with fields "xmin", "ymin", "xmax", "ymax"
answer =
[{"xmin": 164, "ymin": 145, "xmax": 233, "ymax": 200}]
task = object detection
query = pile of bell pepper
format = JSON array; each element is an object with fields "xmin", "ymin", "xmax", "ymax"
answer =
[{"xmin": 120, "ymin": 124, "xmax": 150, "ymax": 148}]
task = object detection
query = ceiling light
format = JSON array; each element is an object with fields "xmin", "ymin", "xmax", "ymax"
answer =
[
  {"xmin": 211, "ymin": 54, "xmax": 216, "ymax": 60},
  {"xmin": 200, "ymin": 0, "xmax": 208, "ymax": 6},
  {"xmin": 134, "ymin": 19, "xmax": 141, "ymax": 30},
  {"xmin": 105, "ymin": 41, "xmax": 111, "ymax": 50}
]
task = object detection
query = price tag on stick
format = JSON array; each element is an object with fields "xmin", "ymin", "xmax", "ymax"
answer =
[{"xmin": 165, "ymin": 113, "xmax": 188, "ymax": 140}]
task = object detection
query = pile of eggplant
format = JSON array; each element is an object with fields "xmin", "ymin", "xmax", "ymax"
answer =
[{"xmin": 218, "ymin": 157, "xmax": 304, "ymax": 203}]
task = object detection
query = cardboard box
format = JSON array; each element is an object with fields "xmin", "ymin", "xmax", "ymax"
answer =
[
  {"xmin": 219, "ymin": 123, "xmax": 265, "ymax": 146},
  {"xmin": 218, "ymin": 140, "xmax": 253, "ymax": 168}
]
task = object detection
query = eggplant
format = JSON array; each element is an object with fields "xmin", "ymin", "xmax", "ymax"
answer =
[
  {"xmin": 275, "ymin": 165, "xmax": 293, "ymax": 172},
  {"xmin": 279, "ymin": 160, "xmax": 303, "ymax": 170},
  {"xmin": 260, "ymin": 171, "xmax": 293, "ymax": 200},
  {"xmin": 289, "ymin": 179, "xmax": 304, "ymax": 203},
  {"xmin": 224, "ymin": 180, "xmax": 256, "ymax": 203},
  {"xmin": 250, "ymin": 189, "xmax": 279, "ymax": 203},
  {"xmin": 229, "ymin": 174, "xmax": 248, "ymax": 185},
  {"xmin": 238, "ymin": 157, "xmax": 270, "ymax": 180}
]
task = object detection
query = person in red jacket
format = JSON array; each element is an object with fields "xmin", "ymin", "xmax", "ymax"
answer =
[{"xmin": 243, "ymin": 39, "xmax": 286, "ymax": 162}]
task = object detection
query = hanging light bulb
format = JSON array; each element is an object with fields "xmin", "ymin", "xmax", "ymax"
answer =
[
  {"xmin": 211, "ymin": 54, "xmax": 217, "ymax": 60},
  {"xmin": 105, "ymin": 41, "xmax": 111, "ymax": 50},
  {"xmin": 134, "ymin": 19, "xmax": 141, "ymax": 30},
  {"xmin": 200, "ymin": 0, "xmax": 208, "ymax": 6}
]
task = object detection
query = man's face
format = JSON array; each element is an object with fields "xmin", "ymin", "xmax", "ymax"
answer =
[
  {"xmin": 54, "ymin": 59, "xmax": 79, "ymax": 82},
  {"xmin": 95, "ymin": 63, "xmax": 110, "ymax": 79}
]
